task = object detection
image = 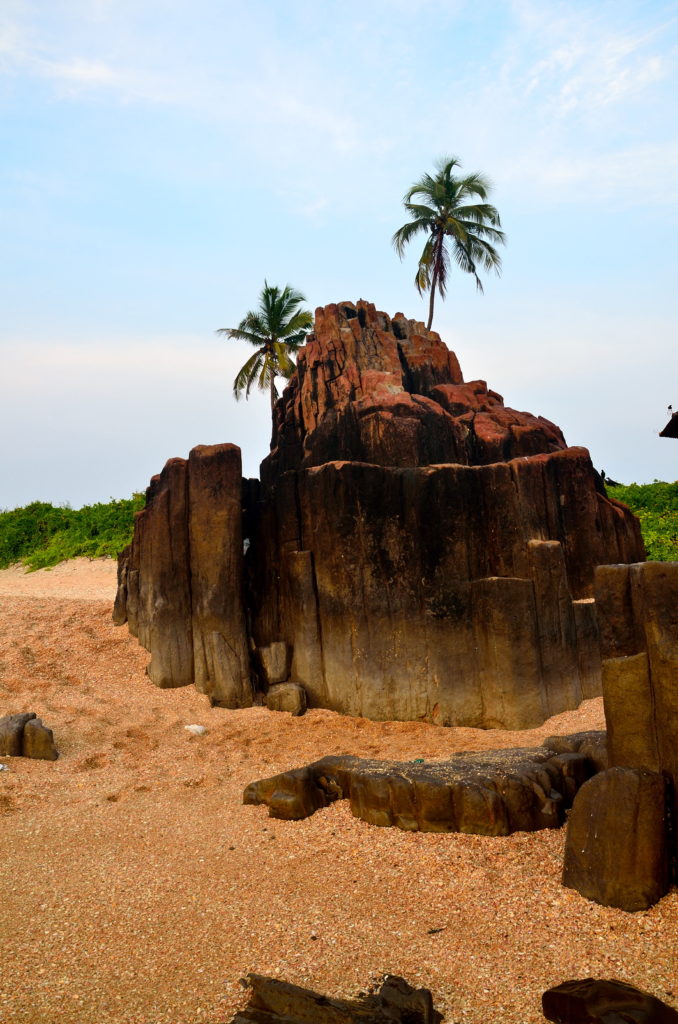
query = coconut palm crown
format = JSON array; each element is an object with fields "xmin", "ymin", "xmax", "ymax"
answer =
[
  {"xmin": 217, "ymin": 282, "xmax": 313, "ymax": 411},
  {"xmin": 392, "ymin": 155, "xmax": 506, "ymax": 330}
]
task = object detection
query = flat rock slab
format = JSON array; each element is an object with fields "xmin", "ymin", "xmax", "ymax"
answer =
[
  {"xmin": 230, "ymin": 973, "xmax": 442, "ymax": 1023},
  {"xmin": 543, "ymin": 978, "xmax": 678, "ymax": 1023},
  {"xmin": 243, "ymin": 736, "xmax": 601, "ymax": 835}
]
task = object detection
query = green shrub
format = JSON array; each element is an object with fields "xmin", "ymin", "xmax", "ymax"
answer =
[
  {"xmin": 608, "ymin": 480, "xmax": 678, "ymax": 562},
  {"xmin": 0, "ymin": 494, "xmax": 145, "ymax": 571}
]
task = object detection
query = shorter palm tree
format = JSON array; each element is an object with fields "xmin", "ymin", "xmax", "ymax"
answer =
[
  {"xmin": 392, "ymin": 155, "xmax": 506, "ymax": 330},
  {"xmin": 217, "ymin": 282, "xmax": 313, "ymax": 412}
]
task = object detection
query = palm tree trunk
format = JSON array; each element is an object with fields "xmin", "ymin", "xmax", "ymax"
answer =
[
  {"xmin": 426, "ymin": 279, "xmax": 436, "ymax": 331},
  {"xmin": 426, "ymin": 231, "xmax": 443, "ymax": 331}
]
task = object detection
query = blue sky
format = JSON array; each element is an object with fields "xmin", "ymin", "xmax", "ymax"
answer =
[{"xmin": 1, "ymin": 0, "xmax": 677, "ymax": 508}]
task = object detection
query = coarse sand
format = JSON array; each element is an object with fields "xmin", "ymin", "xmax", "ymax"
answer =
[{"xmin": 0, "ymin": 558, "xmax": 676, "ymax": 1024}]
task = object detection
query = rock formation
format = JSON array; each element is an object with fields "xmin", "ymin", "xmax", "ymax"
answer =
[
  {"xmin": 115, "ymin": 300, "xmax": 644, "ymax": 728},
  {"xmin": 563, "ymin": 562, "xmax": 678, "ymax": 910},
  {"xmin": 243, "ymin": 733, "xmax": 603, "ymax": 835}
]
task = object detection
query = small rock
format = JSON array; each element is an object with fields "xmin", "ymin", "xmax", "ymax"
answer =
[
  {"xmin": 184, "ymin": 724, "xmax": 207, "ymax": 736},
  {"xmin": 266, "ymin": 683, "xmax": 307, "ymax": 717},
  {"xmin": 0, "ymin": 713, "xmax": 58, "ymax": 760}
]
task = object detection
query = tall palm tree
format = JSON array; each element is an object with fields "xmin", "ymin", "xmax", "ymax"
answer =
[
  {"xmin": 392, "ymin": 156, "xmax": 506, "ymax": 330},
  {"xmin": 217, "ymin": 282, "xmax": 313, "ymax": 412}
]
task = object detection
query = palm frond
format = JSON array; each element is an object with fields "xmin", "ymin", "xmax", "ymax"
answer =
[
  {"xmin": 392, "ymin": 217, "xmax": 431, "ymax": 259},
  {"xmin": 272, "ymin": 341, "xmax": 297, "ymax": 378},
  {"xmin": 233, "ymin": 350, "xmax": 265, "ymax": 400}
]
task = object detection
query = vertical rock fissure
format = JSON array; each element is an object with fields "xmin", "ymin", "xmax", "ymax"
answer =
[{"xmin": 396, "ymin": 341, "xmax": 415, "ymax": 395}]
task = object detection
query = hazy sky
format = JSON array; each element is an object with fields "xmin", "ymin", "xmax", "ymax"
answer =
[{"xmin": 1, "ymin": 0, "xmax": 677, "ymax": 509}]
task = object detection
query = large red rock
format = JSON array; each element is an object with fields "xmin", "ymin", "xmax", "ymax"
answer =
[{"xmin": 115, "ymin": 300, "xmax": 644, "ymax": 726}]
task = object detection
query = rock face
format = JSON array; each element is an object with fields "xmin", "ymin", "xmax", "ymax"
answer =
[
  {"xmin": 243, "ymin": 738, "xmax": 600, "ymax": 835},
  {"xmin": 230, "ymin": 974, "xmax": 442, "ymax": 1024},
  {"xmin": 115, "ymin": 300, "xmax": 644, "ymax": 727},
  {"xmin": 563, "ymin": 562, "xmax": 678, "ymax": 910},
  {"xmin": 542, "ymin": 979, "xmax": 678, "ymax": 1023}
]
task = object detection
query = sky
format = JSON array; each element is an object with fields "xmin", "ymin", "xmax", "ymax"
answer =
[{"xmin": 1, "ymin": 0, "xmax": 677, "ymax": 509}]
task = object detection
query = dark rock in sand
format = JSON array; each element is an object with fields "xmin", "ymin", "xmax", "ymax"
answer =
[
  {"xmin": 0, "ymin": 713, "xmax": 58, "ymax": 760},
  {"xmin": 542, "ymin": 978, "xmax": 678, "ymax": 1023},
  {"xmin": 244, "ymin": 743, "xmax": 598, "ymax": 836},
  {"xmin": 230, "ymin": 972, "xmax": 442, "ymax": 1023},
  {"xmin": 563, "ymin": 767, "xmax": 669, "ymax": 911}
]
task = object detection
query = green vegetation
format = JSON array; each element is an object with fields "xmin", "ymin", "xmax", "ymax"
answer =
[
  {"xmin": 0, "ymin": 494, "xmax": 145, "ymax": 571},
  {"xmin": 608, "ymin": 481, "xmax": 678, "ymax": 562},
  {"xmin": 392, "ymin": 155, "xmax": 505, "ymax": 330},
  {"xmin": 217, "ymin": 281, "xmax": 313, "ymax": 411}
]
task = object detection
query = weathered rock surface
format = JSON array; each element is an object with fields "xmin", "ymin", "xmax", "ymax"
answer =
[
  {"xmin": 115, "ymin": 300, "xmax": 644, "ymax": 727},
  {"xmin": 243, "ymin": 741, "xmax": 599, "ymax": 835},
  {"xmin": 563, "ymin": 767, "xmax": 670, "ymax": 911},
  {"xmin": 230, "ymin": 973, "xmax": 442, "ymax": 1023},
  {"xmin": 542, "ymin": 978, "xmax": 678, "ymax": 1023},
  {"xmin": 0, "ymin": 713, "xmax": 58, "ymax": 760},
  {"xmin": 563, "ymin": 562, "xmax": 678, "ymax": 910}
]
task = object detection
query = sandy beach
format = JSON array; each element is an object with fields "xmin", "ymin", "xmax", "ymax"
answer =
[{"xmin": 0, "ymin": 558, "xmax": 676, "ymax": 1024}]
